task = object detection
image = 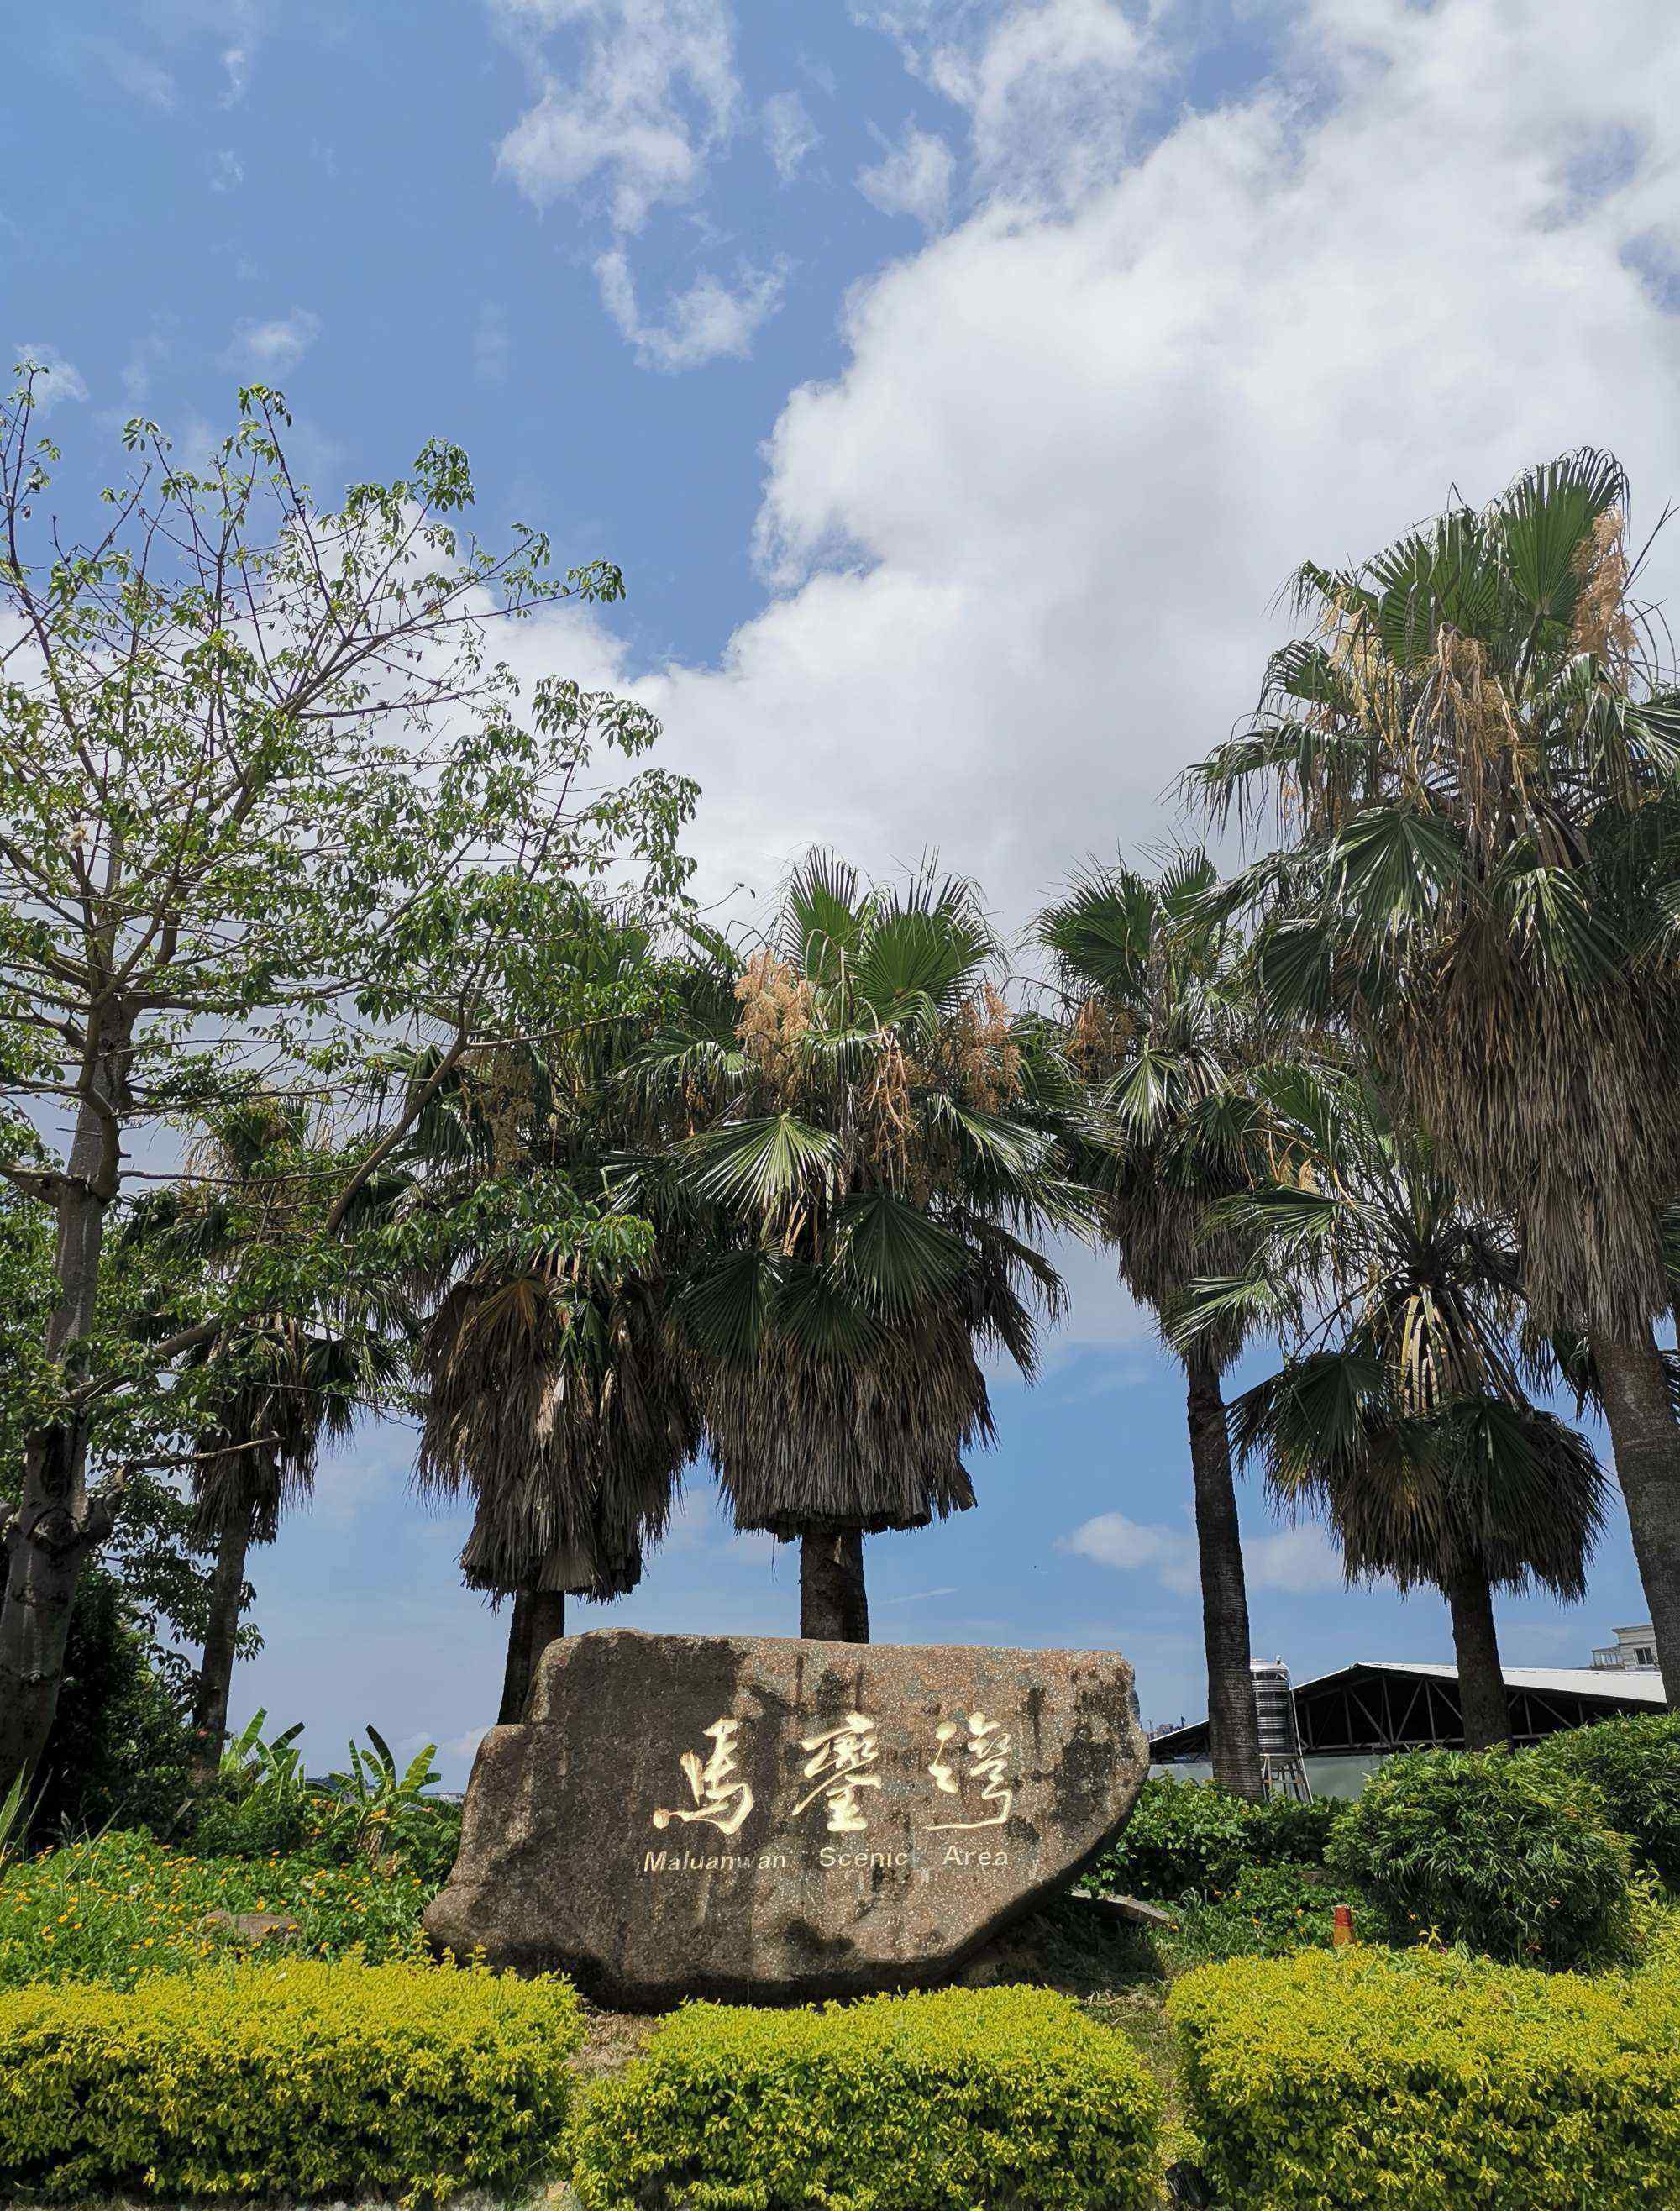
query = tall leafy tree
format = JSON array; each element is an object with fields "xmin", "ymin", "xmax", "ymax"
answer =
[
  {"xmin": 1181, "ymin": 1070, "xmax": 1606, "ymax": 1748},
  {"xmin": 1036, "ymin": 852, "xmax": 1265, "ymax": 1798},
  {"xmin": 1192, "ymin": 449, "xmax": 1680, "ymax": 1697},
  {"xmin": 637, "ymin": 856, "xmax": 1075, "ymax": 1640},
  {"xmin": 0, "ymin": 370, "xmax": 696, "ymax": 1793}
]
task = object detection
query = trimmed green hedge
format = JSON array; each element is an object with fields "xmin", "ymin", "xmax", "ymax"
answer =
[
  {"xmin": 1093, "ymin": 1777, "xmax": 1343, "ymax": 1903},
  {"xmin": 1170, "ymin": 1946, "xmax": 1680, "ymax": 2211},
  {"xmin": 1525, "ymin": 1712, "xmax": 1680, "ymax": 1889},
  {"xmin": 0, "ymin": 1957, "xmax": 581, "ymax": 2201},
  {"xmin": 570, "ymin": 1984, "xmax": 1160, "ymax": 2211},
  {"xmin": 1326, "ymin": 1746, "xmax": 1635, "ymax": 1966}
]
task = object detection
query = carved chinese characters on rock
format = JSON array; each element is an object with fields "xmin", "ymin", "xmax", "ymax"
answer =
[
  {"xmin": 652, "ymin": 1719, "xmax": 754, "ymax": 1838},
  {"xmin": 927, "ymin": 1711, "xmax": 1015, "ymax": 1831},
  {"xmin": 426, "ymin": 1630, "xmax": 1151, "ymax": 2004},
  {"xmin": 645, "ymin": 1705, "xmax": 1021, "ymax": 1848},
  {"xmin": 793, "ymin": 1711, "xmax": 882, "ymax": 1832}
]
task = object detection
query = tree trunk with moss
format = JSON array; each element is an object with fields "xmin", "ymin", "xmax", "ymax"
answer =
[
  {"xmin": 1444, "ymin": 1564, "xmax": 1509, "ymax": 1750},
  {"xmin": 0, "ymin": 1026, "xmax": 131, "ymax": 1800},
  {"xmin": 1185, "ymin": 1342, "xmax": 1263, "ymax": 1799},
  {"xmin": 800, "ymin": 1530, "xmax": 869, "ymax": 1641},
  {"xmin": 497, "ymin": 1589, "xmax": 566, "ymax": 1725}
]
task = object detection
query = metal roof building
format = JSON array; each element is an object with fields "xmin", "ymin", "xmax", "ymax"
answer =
[{"xmin": 1150, "ymin": 1659, "xmax": 1665, "ymax": 1763}]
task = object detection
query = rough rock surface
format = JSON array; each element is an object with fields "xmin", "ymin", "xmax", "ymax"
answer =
[{"xmin": 425, "ymin": 1628, "xmax": 1148, "ymax": 2004}]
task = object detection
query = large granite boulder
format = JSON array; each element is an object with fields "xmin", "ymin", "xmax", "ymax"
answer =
[{"xmin": 425, "ymin": 1628, "xmax": 1148, "ymax": 2005}]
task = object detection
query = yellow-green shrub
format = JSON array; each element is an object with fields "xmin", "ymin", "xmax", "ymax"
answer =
[
  {"xmin": 1169, "ymin": 1946, "xmax": 1680, "ymax": 2210},
  {"xmin": 571, "ymin": 1983, "xmax": 1159, "ymax": 2211},
  {"xmin": 0, "ymin": 1956, "xmax": 581, "ymax": 2202}
]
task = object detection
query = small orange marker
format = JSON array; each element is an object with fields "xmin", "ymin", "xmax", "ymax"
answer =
[{"xmin": 1331, "ymin": 1903, "xmax": 1355, "ymax": 1948}]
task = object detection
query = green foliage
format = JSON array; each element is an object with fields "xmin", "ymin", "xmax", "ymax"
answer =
[
  {"xmin": 1163, "ymin": 1863, "xmax": 1339, "ymax": 1965},
  {"xmin": 1095, "ymin": 1781, "xmax": 1347, "ymax": 1908},
  {"xmin": 638, "ymin": 853, "xmax": 1080, "ymax": 1541},
  {"xmin": 0, "ymin": 376, "xmax": 698, "ymax": 1770},
  {"xmin": 0, "ymin": 1830, "xmax": 433, "ymax": 1990},
  {"xmin": 1246, "ymin": 1791, "xmax": 1342, "ymax": 1867},
  {"xmin": 0, "ymin": 1771, "xmax": 31, "ymax": 1873},
  {"xmin": 570, "ymin": 1985, "xmax": 1161, "ymax": 2211},
  {"xmin": 318, "ymin": 1725, "xmax": 454, "ymax": 1871},
  {"xmin": 1524, "ymin": 1713, "xmax": 1680, "ymax": 1889},
  {"xmin": 1170, "ymin": 1944, "xmax": 1680, "ymax": 2211},
  {"xmin": 192, "ymin": 1710, "xmax": 327, "ymax": 1857},
  {"xmin": 30, "ymin": 1567, "xmax": 196, "ymax": 1842},
  {"xmin": 1326, "ymin": 1747, "xmax": 1635, "ymax": 1967},
  {"xmin": 0, "ymin": 1956, "xmax": 580, "ymax": 2202},
  {"xmin": 1092, "ymin": 1778, "xmax": 1263, "ymax": 1900},
  {"xmin": 188, "ymin": 1714, "xmax": 462, "ymax": 1880}
]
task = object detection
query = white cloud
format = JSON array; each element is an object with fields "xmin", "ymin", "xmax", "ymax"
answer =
[
  {"xmin": 222, "ymin": 307, "xmax": 323, "ymax": 374},
  {"xmin": 857, "ymin": 123, "xmax": 954, "ymax": 228},
  {"xmin": 141, "ymin": 0, "xmax": 275, "ymax": 98},
  {"xmin": 1062, "ymin": 1510, "xmax": 1344, "ymax": 1598},
  {"xmin": 627, "ymin": 0, "xmax": 1680, "ymax": 929},
  {"xmin": 596, "ymin": 248, "xmax": 788, "ymax": 372},
  {"xmin": 491, "ymin": 0, "xmax": 738, "ymax": 234},
  {"xmin": 437, "ymin": 1725, "xmax": 489, "ymax": 1767},
  {"xmin": 1243, "ymin": 1524, "xmax": 1346, "ymax": 1596},
  {"xmin": 474, "ymin": 302, "xmax": 512, "ymax": 386},
  {"xmin": 59, "ymin": 33, "xmax": 176, "ymax": 110},
  {"xmin": 931, "ymin": 0, "xmax": 1152, "ymax": 204},
  {"xmin": 119, "ymin": 321, "xmax": 175, "ymax": 412},
  {"xmin": 1063, "ymin": 1510, "xmax": 1202, "ymax": 1596},
  {"xmin": 764, "ymin": 88, "xmax": 820, "ymax": 183},
  {"xmin": 857, "ymin": 0, "xmax": 1154, "ymax": 207},
  {"xmin": 209, "ymin": 149, "xmax": 245, "ymax": 192},
  {"xmin": 13, "ymin": 344, "xmax": 88, "ymax": 413}
]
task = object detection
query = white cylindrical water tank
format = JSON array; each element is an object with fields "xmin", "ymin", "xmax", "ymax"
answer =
[{"xmin": 1251, "ymin": 1659, "xmax": 1304, "ymax": 1760}]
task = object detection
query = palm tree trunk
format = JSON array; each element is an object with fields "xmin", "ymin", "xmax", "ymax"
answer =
[
  {"xmin": 497, "ymin": 1589, "xmax": 565, "ymax": 1725},
  {"xmin": 190, "ymin": 1511, "xmax": 254, "ymax": 1789},
  {"xmin": 800, "ymin": 1530, "xmax": 869, "ymax": 1641},
  {"xmin": 1184, "ymin": 1343, "xmax": 1263, "ymax": 1800},
  {"xmin": 1590, "ymin": 1325, "xmax": 1680, "ymax": 1705},
  {"xmin": 1444, "ymin": 1564, "xmax": 1509, "ymax": 1750}
]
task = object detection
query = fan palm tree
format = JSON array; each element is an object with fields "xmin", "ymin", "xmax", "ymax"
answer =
[
  {"xmin": 634, "ymin": 854, "xmax": 1076, "ymax": 1640},
  {"xmin": 146, "ymin": 1100, "xmax": 402, "ymax": 1788},
  {"xmin": 1035, "ymin": 851, "xmax": 1267, "ymax": 1797},
  {"xmin": 417, "ymin": 1253, "xmax": 699, "ymax": 1722},
  {"xmin": 1180, "ymin": 1069, "xmax": 1606, "ymax": 1748},
  {"xmin": 410, "ymin": 922, "xmax": 703, "ymax": 1722},
  {"xmin": 1191, "ymin": 449, "xmax": 1680, "ymax": 1695}
]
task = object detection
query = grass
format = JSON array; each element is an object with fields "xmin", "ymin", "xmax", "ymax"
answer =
[{"xmin": 0, "ymin": 1828, "xmax": 433, "ymax": 1990}]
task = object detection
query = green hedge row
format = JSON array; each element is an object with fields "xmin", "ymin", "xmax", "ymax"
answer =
[
  {"xmin": 1170, "ymin": 1945, "xmax": 1680, "ymax": 2211},
  {"xmin": 1525, "ymin": 1711, "xmax": 1680, "ymax": 1888},
  {"xmin": 1093, "ymin": 1774, "xmax": 1342, "ymax": 1900},
  {"xmin": 1326, "ymin": 1746, "xmax": 1638, "ymax": 1967},
  {"xmin": 0, "ymin": 1958, "xmax": 581, "ymax": 2201},
  {"xmin": 571, "ymin": 1984, "xmax": 1162, "ymax": 2211}
]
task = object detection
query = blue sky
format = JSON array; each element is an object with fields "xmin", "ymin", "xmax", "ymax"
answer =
[{"xmin": 7, "ymin": 0, "xmax": 1677, "ymax": 1782}]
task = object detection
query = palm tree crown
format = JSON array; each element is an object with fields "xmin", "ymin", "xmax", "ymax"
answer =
[
  {"xmin": 1189, "ymin": 448, "xmax": 1680, "ymax": 1696},
  {"xmin": 635, "ymin": 853, "xmax": 1074, "ymax": 1635},
  {"xmin": 408, "ymin": 919, "xmax": 702, "ymax": 1713},
  {"xmin": 1192, "ymin": 449, "xmax": 1680, "ymax": 1339},
  {"xmin": 1035, "ymin": 849, "xmax": 1270, "ymax": 1795},
  {"xmin": 1179, "ymin": 1069, "xmax": 1607, "ymax": 1746}
]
